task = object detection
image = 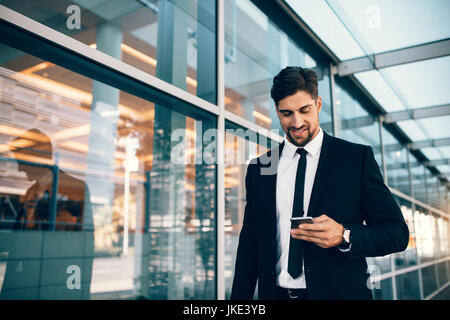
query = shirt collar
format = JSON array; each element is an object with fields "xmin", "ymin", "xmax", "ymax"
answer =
[{"xmin": 282, "ymin": 127, "xmax": 324, "ymax": 159}]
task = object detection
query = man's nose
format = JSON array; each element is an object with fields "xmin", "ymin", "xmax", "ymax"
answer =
[{"xmin": 292, "ymin": 113, "xmax": 305, "ymax": 129}]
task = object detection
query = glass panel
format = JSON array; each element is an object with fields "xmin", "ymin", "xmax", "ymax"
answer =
[
  {"xmin": 372, "ymin": 278, "xmax": 393, "ymax": 300},
  {"xmin": 382, "ymin": 128, "xmax": 410, "ymax": 196},
  {"xmin": 436, "ymin": 146, "xmax": 450, "ymax": 159},
  {"xmin": 437, "ymin": 262, "xmax": 448, "ymax": 288},
  {"xmin": 366, "ymin": 256, "xmax": 390, "ymax": 275},
  {"xmin": 285, "ymin": 0, "xmax": 365, "ymax": 60},
  {"xmin": 438, "ymin": 185, "xmax": 448, "ymax": 213},
  {"xmin": 393, "ymin": 197, "xmax": 418, "ymax": 270},
  {"xmin": 0, "ymin": 46, "xmax": 216, "ymax": 299},
  {"xmin": 437, "ymin": 217, "xmax": 449, "ymax": 258},
  {"xmin": 224, "ymin": 0, "xmax": 332, "ymax": 135},
  {"xmin": 421, "ymin": 147, "xmax": 443, "ymax": 161},
  {"xmin": 437, "ymin": 165, "xmax": 450, "ymax": 175},
  {"xmin": 425, "ymin": 171, "xmax": 440, "ymax": 209},
  {"xmin": 333, "ymin": 81, "xmax": 382, "ymax": 166},
  {"xmin": 0, "ymin": 0, "xmax": 217, "ymax": 103},
  {"xmin": 421, "ymin": 265, "xmax": 438, "ymax": 298},
  {"xmin": 410, "ymin": 160, "xmax": 427, "ymax": 204},
  {"xmin": 414, "ymin": 207, "xmax": 438, "ymax": 263},
  {"xmin": 382, "ymin": 57, "xmax": 450, "ymax": 109},
  {"xmin": 395, "ymin": 270, "xmax": 421, "ymax": 300},
  {"xmin": 223, "ymin": 124, "xmax": 271, "ymax": 300},
  {"xmin": 354, "ymin": 71, "xmax": 405, "ymax": 112},
  {"xmin": 396, "ymin": 120, "xmax": 427, "ymax": 141},
  {"xmin": 416, "ymin": 116, "xmax": 450, "ymax": 140},
  {"xmin": 330, "ymin": 0, "xmax": 450, "ymax": 54},
  {"xmin": 437, "ymin": 182, "xmax": 448, "ymax": 212}
]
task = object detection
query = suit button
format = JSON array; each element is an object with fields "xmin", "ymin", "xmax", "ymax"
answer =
[{"xmin": 306, "ymin": 269, "xmax": 311, "ymax": 273}]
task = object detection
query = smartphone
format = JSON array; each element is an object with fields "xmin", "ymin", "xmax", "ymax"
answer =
[{"xmin": 290, "ymin": 216, "xmax": 314, "ymax": 228}]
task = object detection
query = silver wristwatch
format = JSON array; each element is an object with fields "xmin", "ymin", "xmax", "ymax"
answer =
[{"xmin": 342, "ymin": 228, "xmax": 351, "ymax": 245}]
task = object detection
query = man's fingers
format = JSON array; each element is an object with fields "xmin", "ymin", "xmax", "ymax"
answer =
[
  {"xmin": 291, "ymin": 229, "xmax": 325, "ymax": 240},
  {"xmin": 292, "ymin": 234, "xmax": 327, "ymax": 247},
  {"xmin": 298, "ymin": 222, "xmax": 328, "ymax": 231},
  {"xmin": 313, "ymin": 214, "xmax": 329, "ymax": 224}
]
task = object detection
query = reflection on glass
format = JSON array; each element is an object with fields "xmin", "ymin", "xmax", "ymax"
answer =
[
  {"xmin": 224, "ymin": 0, "xmax": 332, "ymax": 133},
  {"xmin": 437, "ymin": 218, "xmax": 449, "ymax": 258},
  {"xmin": 437, "ymin": 262, "xmax": 448, "ymax": 288},
  {"xmin": 382, "ymin": 127, "xmax": 411, "ymax": 196},
  {"xmin": 0, "ymin": 46, "xmax": 216, "ymax": 299},
  {"xmin": 285, "ymin": 0, "xmax": 365, "ymax": 60},
  {"xmin": 396, "ymin": 270, "xmax": 421, "ymax": 300},
  {"xmin": 426, "ymin": 177, "xmax": 437, "ymax": 210},
  {"xmin": 394, "ymin": 197, "xmax": 418, "ymax": 270},
  {"xmin": 333, "ymin": 81, "xmax": 382, "ymax": 166},
  {"xmin": 421, "ymin": 265, "xmax": 438, "ymax": 298},
  {"xmin": 414, "ymin": 208, "xmax": 437, "ymax": 263},
  {"xmin": 410, "ymin": 161, "xmax": 428, "ymax": 204},
  {"xmin": 437, "ymin": 182, "xmax": 448, "ymax": 212},
  {"xmin": 0, "ymin": 0, "xmax": 217, "ymax": 103},
  {"xmin": 383, "ymin": 57, "xmax": 450, "ymax": 110},
  {"xmin": 371, "ymin": 278, "xmax": 393, "ymax": 300},
  {"xmin": 224, "ymin": 128, "xmax": 270, "ymax": 300}
]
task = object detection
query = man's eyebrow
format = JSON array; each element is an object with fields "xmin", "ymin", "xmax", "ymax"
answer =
[{"xmin": 278, "ymin": 104, "xmax": 312, "ymax": 112}]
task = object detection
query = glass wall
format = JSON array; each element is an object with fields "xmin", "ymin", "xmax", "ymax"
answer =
[
  {"xmin": 0, "ymin": 47, "xmax": 217, "ymax": 299},
  {"xmin": 410, "ymin": 158, "xmax": 428, "ymax": 204},
  {"xmin": 223, "ymin": 0, "xmax": 332, "ymax": 135},
  {"xmin": 333, "ymin": 81, "xmax": 382, "ymax": 166},
  {"xmin": 0, "ymin": 0, "xmax": 217, "ymax": 103},
  {"xmin": 382, "ymin": 128, "xmax": 411, "ymax": 196},
  {"xmin": 396, "ymin": 270, "xmax": 421, "ymax": 300},
  {"xmin": 414, "ymin": 206, "xmax": 438, "ymax": 264},
  {"xmin": 394, "ymin": 196, "xmax": 419, "ymax": 270}
]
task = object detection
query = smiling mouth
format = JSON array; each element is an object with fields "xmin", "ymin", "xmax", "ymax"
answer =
[{"xmin": 290, "ymin": 128, "xmax": 307, "ymax": 137}]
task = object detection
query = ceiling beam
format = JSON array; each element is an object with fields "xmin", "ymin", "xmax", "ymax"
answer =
[
  {"xmin": 386, "ymin": 159, "xmax": 450, "ymax": 171},
  {"xmin": 338, "ymin": 39, "xmax": 450, "ymax": 76},
  {"xmin": 384, "ymin": 104, "xmax": 450, "ymax": 123}
]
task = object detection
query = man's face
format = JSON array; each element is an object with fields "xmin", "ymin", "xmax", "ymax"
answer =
[{"xmin": 276, "ymin": 90, "xmax": 322, "ymax": 147}]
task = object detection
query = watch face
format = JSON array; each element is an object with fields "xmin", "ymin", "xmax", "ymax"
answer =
[{"xmin": 344, "ymin": 230, "xmax": 350, "ymax": 243}]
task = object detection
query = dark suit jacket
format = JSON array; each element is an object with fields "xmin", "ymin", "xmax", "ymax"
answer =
[{"xmin": 231, "ymin": 131, "xmax": 409, "ymax": 300}]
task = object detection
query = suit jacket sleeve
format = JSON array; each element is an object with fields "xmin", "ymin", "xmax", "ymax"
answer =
[
  {"xmin": 230, "ymin": 163, "xmax": 258, "ymax": 299},
  {"xmin": 345, "ymin": 146, "xmax": 409, "ymax": 260}
]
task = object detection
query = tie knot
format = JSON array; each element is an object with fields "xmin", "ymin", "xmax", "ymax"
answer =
[{"xmin": 296, "ymin": 148, "xmax": 307, "ymax": 157}]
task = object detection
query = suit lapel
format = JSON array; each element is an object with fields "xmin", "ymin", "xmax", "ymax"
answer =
[{"xmin": 307, "ymin": 131, "xmax": 333, "ymax": 217}]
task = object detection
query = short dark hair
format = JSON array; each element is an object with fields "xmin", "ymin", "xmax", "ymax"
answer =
[{"xmin": 270, "ymin": 66, "xmax": 318, "ymax": 106}]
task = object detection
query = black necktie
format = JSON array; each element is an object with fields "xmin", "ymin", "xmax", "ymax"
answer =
[{"xmin": 288, "ymin": 147, "xmax": 307, "ymax": 279}]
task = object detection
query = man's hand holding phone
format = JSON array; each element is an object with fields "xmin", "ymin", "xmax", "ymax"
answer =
[{"xmin": 290, "ymin": 214, "xmax": 344, "ymax": 249}]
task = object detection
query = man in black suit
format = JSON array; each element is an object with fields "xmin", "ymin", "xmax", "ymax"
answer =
[{"xmin": 231, "ymin": 66, "xmax": 409, "ymax": 300}]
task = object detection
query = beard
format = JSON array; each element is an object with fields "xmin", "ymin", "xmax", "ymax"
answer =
[{"xmin": 286, "ymin": 126, "xmax": 317, "ymax": 147}]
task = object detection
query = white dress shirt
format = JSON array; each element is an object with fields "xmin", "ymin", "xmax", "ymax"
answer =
[{"xmin": 275, "ymin": 127, "xmax": 324, "ymax": 289}]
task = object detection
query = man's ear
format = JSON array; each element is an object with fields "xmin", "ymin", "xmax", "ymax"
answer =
[{"xmin": 316, "ymin": 97, "xmax": 322, "ymax": 112}]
